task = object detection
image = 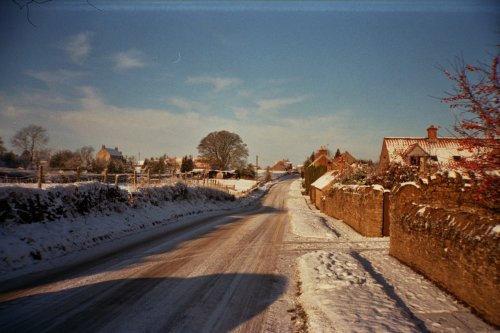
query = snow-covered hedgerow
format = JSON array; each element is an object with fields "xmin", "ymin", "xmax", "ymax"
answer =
[
  {"xmin": 0, "ymin": 182, "xmax": 235, "ymax": 225},
  {"xmin": 131, "ymin": 183, "xmax": 235, "ymax": 207},
  {"xmin": 0, "ymin": 183, "xmax": 129, "ymax": 224}
]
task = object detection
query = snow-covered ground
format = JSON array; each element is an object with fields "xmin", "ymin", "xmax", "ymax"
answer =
[
  {"xmin": 1, "ymin": 177, "xmax": 497, "ymax": 332},
  {"xmin": 287, "ymin": 179, "xmax": 498, "ymax": 333},
  {"xmin": 212, "ymin": 178, "xmax": 259, "ymax": 194},
  {"xmin": 0, "ymin": 180, "xmax": 272, "ymax": 281}
]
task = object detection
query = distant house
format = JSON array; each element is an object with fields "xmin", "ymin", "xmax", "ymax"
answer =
[
  {"xmin": 378, "ymin": 125, "xmax": 468, "ymax": 174},
  {"xmin": 96, "ymin": 145, "xmax": 124, "ymax": 164},
  {"xmin": 309, "ymin": 146, "xmax": 333, "ymax": 171},
  {"xmin": 332, "ymin": 151, "xmax": 356, "ymax": 171},
  {"xmin": 194, "ymin": 157, "xmax": 211, "ymax": 170},
  {"xmin": 271, "ymin": 159, "xmax": 293, "ymax": 172}
]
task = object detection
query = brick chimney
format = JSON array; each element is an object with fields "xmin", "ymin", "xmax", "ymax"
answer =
[
  {"xmin": 427, "ymin": 125, "xmax": 438, "ymax": 143},
  {"xmin": 315, "ymin": 146, "xmax": 329, "ymax": 159}
]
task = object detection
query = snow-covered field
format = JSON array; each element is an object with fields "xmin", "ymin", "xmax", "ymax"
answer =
[
  {"xmin": 287, "ymin": 179, "xmax": 497, "ymax": 333},
  {"xmin": 213, "ymin": 178, "xmax": 259, "ymax": 194}
]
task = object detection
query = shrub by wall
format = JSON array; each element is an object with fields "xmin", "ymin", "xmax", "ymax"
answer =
[
  {"xmin": 390, "ymin": 175, "xmax": 499, "ymax": 326},
  {"xmin": 323, "ymin": 184, "xmax": 385, "ymax": 237}
]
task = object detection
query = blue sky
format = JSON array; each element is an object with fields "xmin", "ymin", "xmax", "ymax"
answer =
[{"xmin": 0, "ymin": 1, "xmax": 498, "ymax": 166}]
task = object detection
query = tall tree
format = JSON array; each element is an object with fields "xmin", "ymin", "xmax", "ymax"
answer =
[
  {"xmin": 181, "ymin": 155, "xmax": 194, "ymax": 173},
  {"xmin": 441, "ymin": 53, "xmax": 499, "ymax": 203},
  {"xmin": 197, "ymin": 130, "xmax": 249, "ymax": 170},
  {"xmin": 10, "ymin": 125, "xmax": 49, "ymax": 166}
]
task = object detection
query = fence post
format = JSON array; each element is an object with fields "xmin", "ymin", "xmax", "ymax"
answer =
[
  {"xmin": 37, "ymin": 165, "xmax": 44, "ymax": 189},
  {"xmin": 76, "ymin": 166, "xmax": 81, "ymax": 182},
  {"xmin": 104, "ymin": 168, "xmax": 108, "ymax": 184},
  {"xmin": 147, "ymin": 169, "xmax": 151, "ymax": 185},
  {"xmin": 115, "ymin": 174, "xmax": 119, "ymax": 186},
  {"xmin": 133, "ymin": 170, "xmax": 137, "ymax": 186}
]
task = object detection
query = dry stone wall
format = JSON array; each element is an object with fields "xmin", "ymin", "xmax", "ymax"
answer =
[
  {"xmin": 390, "ymin": 175, "xmax": 499, "ymax": 326},
  {"xmin": 323, "ymin": 185, "xmax": 385, "ymax": 237}
]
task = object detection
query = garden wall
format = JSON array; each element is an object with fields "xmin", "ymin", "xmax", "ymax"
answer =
[
  {"xmin": 389, "ymin": 175, "xmax": 499, "ymax": 326},
  {"xmin": 322, "ymin": 185, "xmax": 385, "ymax": 237}
]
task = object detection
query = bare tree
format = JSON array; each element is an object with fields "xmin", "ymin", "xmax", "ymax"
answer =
[
  {"xmin": 77, "ymin": 145, "xmax": 95, "ymax": 169},
  {"xmin": 197, "ymin": 130, "xmax": 249, "ymax": 170},
  {"xmin": 11, "ymin": 124, "xmax": 49, "ymax": 167}
]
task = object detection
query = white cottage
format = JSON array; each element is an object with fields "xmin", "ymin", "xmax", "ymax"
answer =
[{"xmin": 378, "ymin": 126, "xmax": 469, "ymax": 174}]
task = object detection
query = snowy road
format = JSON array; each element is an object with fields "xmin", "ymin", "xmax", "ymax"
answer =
[
  {"xmin": 0, "ymin": 179, "xmax": 296, "ymax": 333},
  {"xmin": 1, "ymin": 177, "xmax": 497, "ymax": 333}
]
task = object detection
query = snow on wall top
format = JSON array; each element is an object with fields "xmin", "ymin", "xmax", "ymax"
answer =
[{"xmin": 311, "ymin": 171, "xmax": 338, "ymax": 190}]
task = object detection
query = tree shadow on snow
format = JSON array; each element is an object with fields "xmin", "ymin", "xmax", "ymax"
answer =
[
  {"xmin": 1, "ymin": 199, "xmax": 284, "ymax": 293},
  {"xmin": 0, "ymin": 273, "xmax": 287, "ymax": 333}
]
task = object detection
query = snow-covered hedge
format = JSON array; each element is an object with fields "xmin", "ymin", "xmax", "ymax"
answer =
[
  {"xmin": 131, "ymin": 183, "xmax": 235, "ymax": 206},
  {"xmin": 0, "ymin": 182, "xmax": 235, "ymax": 224}
]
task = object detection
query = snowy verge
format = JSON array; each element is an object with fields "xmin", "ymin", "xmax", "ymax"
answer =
[
  {"xmin": 289, "ymin": 179, "xmax": 495, "ymax": 333},
  {"xmin": 298, "ymin": 250, "xmax": 421, "ymax": 333},
  {"xmin": 0, "ymin": 181, "xmax": 271, "ymax": 278}
]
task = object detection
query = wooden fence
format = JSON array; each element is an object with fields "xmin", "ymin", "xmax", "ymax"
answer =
[{"xmin": 0, "ymin": 166, "xmax": 238, "ymax": 193}]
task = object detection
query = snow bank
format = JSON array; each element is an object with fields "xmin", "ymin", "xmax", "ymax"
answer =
[
  {"xmin": 213, "ymin": 179, "xmax": 258, "ymax": 193},
  {"xmin": 0, "ymin": 181, "xmax": 268, "ymax": 276},
  {"xmin": 0, "ymin": 182, "xmax": 129, "ymax": 224},
  {"xmin": 0, "ymin": 182, "xmax": 235, "ymax": 225}
]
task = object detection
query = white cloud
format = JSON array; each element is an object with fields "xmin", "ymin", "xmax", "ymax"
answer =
[
  {"xmin": 26, "ymin": 69, "xmax": 85, "ymax": 86},
  {"xmin": 64, "ymin": 32, "xmax": 92, "ymax": 64},
  {"xmin": 256, "ymin": 96, "xmax": 307, "ymax": 113},
  {"xmin": 186, "ymin": 76, "xmax": 241, "ymax": 92},
  {"xmin": 168, "ymin": 97, "xmax": 208, "ymax": 113},
  {"xmin": 0, "ymin": 86, "xmax": 381, "ymax": 164},
  {"xmin": 113, "ymin": 49, "xmax": 147, "ymax": 71},
  {"xmin": 232, "ymin": 106, "xmax": 250, "ymax": 120}
]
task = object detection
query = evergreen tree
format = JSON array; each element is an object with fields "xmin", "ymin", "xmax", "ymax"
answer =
[
  {"xmin": 335, "ymin": 149, "xmax": 341, "ymax": 158},
  {"xmin": 181, "ymin": 155, "xmax": 194, "ymax": 173}
]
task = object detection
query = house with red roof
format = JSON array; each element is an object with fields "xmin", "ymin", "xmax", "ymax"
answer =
[
  {"xmin": 332, "ymin": 151, "xmax": 356, "ymax": 171},
  {"xmin": 378, "ymin": 126, "xmax": 469, "ymax": 174},
  {"xmin": 271, "ymin": 159, "xmax": 293, "ymax": 172},
  {"xmin": 309, "ymin": 146, "xmax": 333, "ymax": 171}
]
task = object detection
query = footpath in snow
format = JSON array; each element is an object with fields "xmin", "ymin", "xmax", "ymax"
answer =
[{"xmin": 286, "ymin": 179, "xmax": 498, "ymax": 333}]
